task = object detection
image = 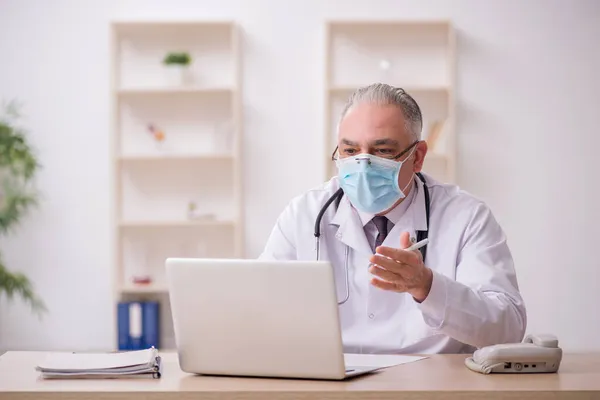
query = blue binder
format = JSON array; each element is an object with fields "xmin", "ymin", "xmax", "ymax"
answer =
[
  {"xmin": 117, "ymin": 302, "xmax": 131, "ymax": 351},
  {"xmin": 117, "ymin": 301, "xmax": 160, "ymax": 351},
  {"xmin": 142, "ymin": 301, "xmax": 160, "ymax": 349}
]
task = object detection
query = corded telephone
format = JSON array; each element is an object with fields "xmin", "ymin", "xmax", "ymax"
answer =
[{"xmin": 465, "ymin": 334, "xmax": 562, "ymax": 374}]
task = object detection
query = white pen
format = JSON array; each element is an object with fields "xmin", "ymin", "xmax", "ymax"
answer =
[{"xmin": 404, "ymin": 238, "xmax": 429, "ymax": 252}]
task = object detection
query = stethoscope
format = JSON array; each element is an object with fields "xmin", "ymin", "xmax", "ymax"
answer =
[{"xmin": 313, "ymin": 172, "xmax": 431, "ymax": 305}]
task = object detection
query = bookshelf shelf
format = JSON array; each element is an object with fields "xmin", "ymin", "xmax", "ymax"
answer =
[
  {"xmin": 324, "ymin": 20, "xmax": 456, "ymax": 183},
  {"xmin": 120, "ymin": 284, "xmax": 168, "ymax": 294},
  {"xmin": 112, "ymin": 20, "xmax": 235, "ymax": 32},
  {"xmin": 328, "ymin": 85, "xmax": 450, "ymax": 94},
  {"xmin": 118, "ymin": 154, "xmax": 234, "ymax": 162},
  {"xmin": 110, "ymin": 20, "xmax": 243, "ymax": 351},
  {"xmin": 119, "ymin": 219, "xmax": 237, "ymax": 228},
  {"xmin": 118, "ymin": 87, "xmax": 234, "ymax": 95}
]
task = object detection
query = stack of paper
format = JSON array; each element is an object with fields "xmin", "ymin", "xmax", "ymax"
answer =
[{"xmin": 35, "ymin": 347, "xmax": 162, "ymax": 379}]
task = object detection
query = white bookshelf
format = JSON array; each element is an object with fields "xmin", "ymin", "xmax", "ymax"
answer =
[
  {"xmin": 110, "ymin": 20, "xmax": 243, "ymax": 350},
  {"xmin": 324, "ymin": 20, "xmax": 456, "ymax": 183}
]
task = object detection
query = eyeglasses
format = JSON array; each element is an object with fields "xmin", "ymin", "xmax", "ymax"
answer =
[{"xmin": 331, "ymin": 139, "xmax": 420, "ymax": 162}]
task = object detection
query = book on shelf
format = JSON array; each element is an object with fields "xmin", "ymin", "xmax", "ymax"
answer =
[
  {"xmin": 35, "ymin": 347, "xmax": 162, "ymax": 379},
  {"xmin": 425, "ymin": 120, "xmax": 446, "ymax": 151}
]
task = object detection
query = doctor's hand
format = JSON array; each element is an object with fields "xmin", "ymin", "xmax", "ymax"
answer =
[{"xmin": 368, "ymin": 232, "xmax": 433, "ymax": 303}]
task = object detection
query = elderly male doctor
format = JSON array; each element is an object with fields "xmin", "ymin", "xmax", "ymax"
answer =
[{"xmin": 260, "ymin": 83, "xmax": 526, "ymax": 354}]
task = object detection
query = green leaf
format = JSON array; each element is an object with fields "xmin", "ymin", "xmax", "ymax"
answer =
[
  {"xmin": 0, "ymin": 100, "xmax": 45, "ymax": 315},
  {"xmin": 0, "ymin": 179, "xmax": 38, "ymax": 235},
  {"xmin": 0, "ymin": 261, "xmax": 47, "ymax": 316},
  {"xmin": 0, "ymin": 121, "xmax": 38, "ymax": 180}
]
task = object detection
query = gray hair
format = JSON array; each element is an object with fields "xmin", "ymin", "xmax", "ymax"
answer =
[{"xmin": 338, "ymin": 83, "xmax": 423, "ymax": 140}]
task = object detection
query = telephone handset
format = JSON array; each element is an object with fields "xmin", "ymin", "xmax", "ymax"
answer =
[{"xmin": 465, "ymin": 334, "xmax": 562, "ymax": 374}]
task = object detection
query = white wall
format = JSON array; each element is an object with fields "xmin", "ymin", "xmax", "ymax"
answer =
[{"xmin": 1, "ymin": 0, "xmax": 599, "ymax": 352}]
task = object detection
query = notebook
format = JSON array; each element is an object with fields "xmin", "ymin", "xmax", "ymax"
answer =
[{"xmin": 35, "ymin": 347, "xmax": 162, "ymax": 379}]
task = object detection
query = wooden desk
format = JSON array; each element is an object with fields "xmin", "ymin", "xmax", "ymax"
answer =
[{"xmin": 1, "ymin": 351, "xmax": 600, "ymax": 399}]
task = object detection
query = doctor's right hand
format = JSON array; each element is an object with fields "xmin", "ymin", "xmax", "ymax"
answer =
[{"xmin": 368, "ymin": 232, "xmax": 434, "ymax": 303}]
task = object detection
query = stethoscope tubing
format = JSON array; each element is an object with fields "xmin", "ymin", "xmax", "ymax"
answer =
[{"xmin": 314, "ymin": 174, "xmax": 430, "ymax": 305}]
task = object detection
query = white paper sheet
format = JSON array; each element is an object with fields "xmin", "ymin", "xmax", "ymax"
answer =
[{"xmin": 344, "ymin": 353, "xmax": 427, "ymax": 369}]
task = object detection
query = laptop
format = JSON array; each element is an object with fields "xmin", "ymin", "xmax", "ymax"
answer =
[{"xmin": 165, "ymin": 258, "xmax": 381, "ymax": 380}]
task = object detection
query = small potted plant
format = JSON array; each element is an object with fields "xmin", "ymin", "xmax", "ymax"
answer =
[{"xmin": 162, "ymin": 51, "xmax": 192, "ymax": 86}]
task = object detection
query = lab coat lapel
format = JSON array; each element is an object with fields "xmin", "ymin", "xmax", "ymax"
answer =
[
  {"xmin": 330, "ymin": 195, "xmax": 373, "ymax": 257},
  {"xmin": 380, "ymin": 176, "xmax": 429, "ymax": 249},
  {"xmin": 412, "ymin": 174, "xmax": 429, "ymax": 233}
]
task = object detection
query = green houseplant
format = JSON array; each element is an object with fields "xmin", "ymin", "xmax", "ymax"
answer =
[
  {"xmin": 162, "ymin": 51, "xmax": 192, "ymax": 86},
  {"xmin": 0, "ymin": 100, "xmax": 45, "ymax": 315},
  {"xmin": 162, "ymin": 52, "xmax": 192, "ymax": 66}
]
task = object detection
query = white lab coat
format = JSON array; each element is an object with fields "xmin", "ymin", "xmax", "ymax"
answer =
[{"xmin": 260, "ymin": 172, "xmax": 527, "ymax": 354}]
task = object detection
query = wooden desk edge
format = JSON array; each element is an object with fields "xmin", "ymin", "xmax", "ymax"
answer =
[{"xmin": 1, "ymin": 390, "xmax": 599, "ymax": 400}]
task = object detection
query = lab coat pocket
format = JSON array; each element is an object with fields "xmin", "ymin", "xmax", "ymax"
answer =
[
  {"xmin": 397, "ymin": 299, "xmax": 441, "ymax": 349},
  {"xmin": 367, "ymin": 288, "xmax": 438, "ymax": 351}
]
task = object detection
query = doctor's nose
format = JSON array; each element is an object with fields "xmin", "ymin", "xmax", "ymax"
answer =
[{"xmin": 353, "ymin": 155, "xmax": 372, "ymax": 164}]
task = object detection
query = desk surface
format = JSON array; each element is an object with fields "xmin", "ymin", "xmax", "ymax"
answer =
[{"xmin": 1, "ymin": 351, "xmax": 600, "ymax": 400}]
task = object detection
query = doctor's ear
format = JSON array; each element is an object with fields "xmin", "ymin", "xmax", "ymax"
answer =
[{"xmin": 413, "ymin": 140, "xmax": 428, "ymax": 172}]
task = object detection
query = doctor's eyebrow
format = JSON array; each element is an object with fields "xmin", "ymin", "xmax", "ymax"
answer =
[
  {"xmin": 371, "ymin": 139, "xmax": 399, "ymax": 146},
  {"xmin": 340, "ymin": 139, "xmax": 359, "ymax": 147}
]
